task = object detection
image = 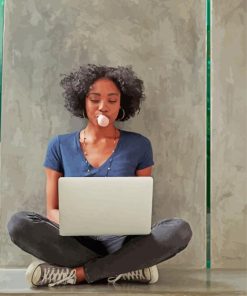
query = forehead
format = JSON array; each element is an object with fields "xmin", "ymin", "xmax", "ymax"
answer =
[{"xmin": 89, "ymin": 79, "xmax": 120, "ymax": 93}]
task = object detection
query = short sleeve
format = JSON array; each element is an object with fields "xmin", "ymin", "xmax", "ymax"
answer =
[
  {"xmin": 136, "ymin": 137, "xmax": 154, "ymax": 170},
  {"xmin": 43, "ymin": 135, "xmax": 64, "ymax": 173}
]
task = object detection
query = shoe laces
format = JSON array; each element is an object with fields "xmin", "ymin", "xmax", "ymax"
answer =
[
  {"xmin": 40, "ymin": 265, "xmax": 76, "ymax": 287},
  {"xmin": 108, "ymin": 269, "xmax": 146, "ymax": 284}
]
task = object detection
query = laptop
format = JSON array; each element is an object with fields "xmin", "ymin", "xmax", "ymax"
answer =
[{"xmin": 58, "ymin": 177, "xmax": 153, "ymax": 236}]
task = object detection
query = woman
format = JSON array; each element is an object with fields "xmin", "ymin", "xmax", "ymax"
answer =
[{"xmin": 7, "ymin": 64, "xmax": 192, "ymax": 287}]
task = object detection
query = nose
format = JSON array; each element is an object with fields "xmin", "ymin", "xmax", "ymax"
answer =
[{"xmin": 98, "ymin": 100, "xmax": 108, "ymax": 112}]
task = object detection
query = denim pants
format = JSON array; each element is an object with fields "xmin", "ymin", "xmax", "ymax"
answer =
[{"xmin": 7, "ymin": 211, "xmax": 193, "ymax": 283}]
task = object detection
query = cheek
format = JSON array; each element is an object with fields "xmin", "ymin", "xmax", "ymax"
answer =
[
  {"xmin": 113, "ymin": 105, "xmax": 120, "ymax": 116},
  {"xmin": 115, "ymin": 101, "xmax": 121, "ymax": 110},
  {"xmin": 85, "ymin": 101, "xmax": 95, "ymax": 112}
]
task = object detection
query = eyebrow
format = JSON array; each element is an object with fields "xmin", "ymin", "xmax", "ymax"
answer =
[{"xmin": 88, "ymin": 92, "xmax": 119, "ymax": 96}]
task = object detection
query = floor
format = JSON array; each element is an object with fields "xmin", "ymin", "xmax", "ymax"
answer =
[{"xmin": 0, "ymin": 267, "xmax": 246, "ymax": 296}]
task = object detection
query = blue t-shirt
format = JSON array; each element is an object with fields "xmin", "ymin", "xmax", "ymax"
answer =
[
  {"xmin": 43, "ymin": 129, "xmax": 154, "ymax": 241},
  {"xmin": 43, "ymin": 129, "xmax": 154, "ymax": 176}
]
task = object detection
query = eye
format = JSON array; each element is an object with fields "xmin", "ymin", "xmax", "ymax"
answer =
[{"xmin": 109, "ymin": 101, "xmax": 117, "ymax": 104}]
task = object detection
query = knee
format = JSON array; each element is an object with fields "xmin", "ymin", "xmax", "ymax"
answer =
[
  {"xmin": 7, "ymin": 211, "xmax": 35, "ymax": 242},
  {"xmin": 174, "ymin": 218, "xmax": 193, "ymax": 248},
  {"xmin": 152, "ymin": 217, "xmax": 193, "ymax": 249}
]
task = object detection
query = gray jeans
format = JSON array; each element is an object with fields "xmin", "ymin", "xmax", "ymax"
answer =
[{"xmin": 7, "ymin": 211, "xmax": 192, "ymax": 283}]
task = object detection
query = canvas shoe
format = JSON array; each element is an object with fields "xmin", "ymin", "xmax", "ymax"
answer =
[
  {"xmin": 107, "ymin": 265, "xmax": 159, "ymax": 284},
  {"xmin": 25, "ymin": 260, "xmax": 77, "ymax": 287}
]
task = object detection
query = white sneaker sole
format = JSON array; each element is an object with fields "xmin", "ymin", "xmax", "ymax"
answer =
[
  {"xmin": 25, "ymin": 259, "xmax": 46, "ymax": 287},
  {"xmin": 147, "ymin": 265, "xmax": 159, "ymax": 284}
]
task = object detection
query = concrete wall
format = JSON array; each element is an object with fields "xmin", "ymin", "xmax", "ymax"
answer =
[
  {"xmin": 211, "ymin": 0, "xmax": 247, "ymax": 269},
  {"xmin": 0, "ymin": 0, "xmax": 206, "ymax": 268}
]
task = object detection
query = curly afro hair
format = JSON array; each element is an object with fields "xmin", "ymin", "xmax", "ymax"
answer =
[{"xmin": 59, "ymin": 64, "xmax": 145, "ymax": 121}]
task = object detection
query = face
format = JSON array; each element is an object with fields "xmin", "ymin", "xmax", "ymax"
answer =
[{"xmin": 85, "ymin": 78, "xmax": 121, "ymax": 126}]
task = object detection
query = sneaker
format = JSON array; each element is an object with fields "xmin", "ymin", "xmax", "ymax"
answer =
[
  {"xmin": 25, "ymin": 260, "xmax": 77, "ymax": 287},
  {"xmin": 107, "ymin": 265, "xmax": 159, "ymax": 285}
]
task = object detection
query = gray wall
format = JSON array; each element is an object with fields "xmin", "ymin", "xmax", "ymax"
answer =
[
  {"xmin": 211, "ymin": 0, "xmax": 247, "ymax": 269},
  {"xmin": 0, "ymin": 0, "xmax": 206, "ymax": 268}
]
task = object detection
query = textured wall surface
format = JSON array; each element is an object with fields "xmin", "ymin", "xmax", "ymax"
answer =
[
  {"xmin": 1, "ymin": 0, "xmax": 206, "ymax": 268},
  {"xmin": 211, "ymin": 0, "xmax": 247, "ymax": 269}
]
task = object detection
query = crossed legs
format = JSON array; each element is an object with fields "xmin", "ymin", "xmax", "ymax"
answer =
[{"xmin": 7, "ymin": 211, "xmax": 193, "ymax": 283}]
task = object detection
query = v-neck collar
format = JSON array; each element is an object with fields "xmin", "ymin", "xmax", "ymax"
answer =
[{"xmin": 76, "ymin": 129, "xmax": 123, "ymax": 170}]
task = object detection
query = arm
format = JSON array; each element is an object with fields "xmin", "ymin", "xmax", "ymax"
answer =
[
  {"xmin": 45, "ymin": 167, "xmax": 63, "ymax": 224},
  {"xmin": 135, "ymin": 166, "xmax": 153, "ymax": 176}
]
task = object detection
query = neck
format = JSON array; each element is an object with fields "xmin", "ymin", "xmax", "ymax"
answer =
[{"xmin": 82, "ymin": 122, "xmax": 118, "ymax": 142}]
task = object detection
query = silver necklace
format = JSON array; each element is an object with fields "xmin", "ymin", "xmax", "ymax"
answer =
[{"xmin": 79, "ymin": 128, "xmax": 118, "ymax": 177}]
